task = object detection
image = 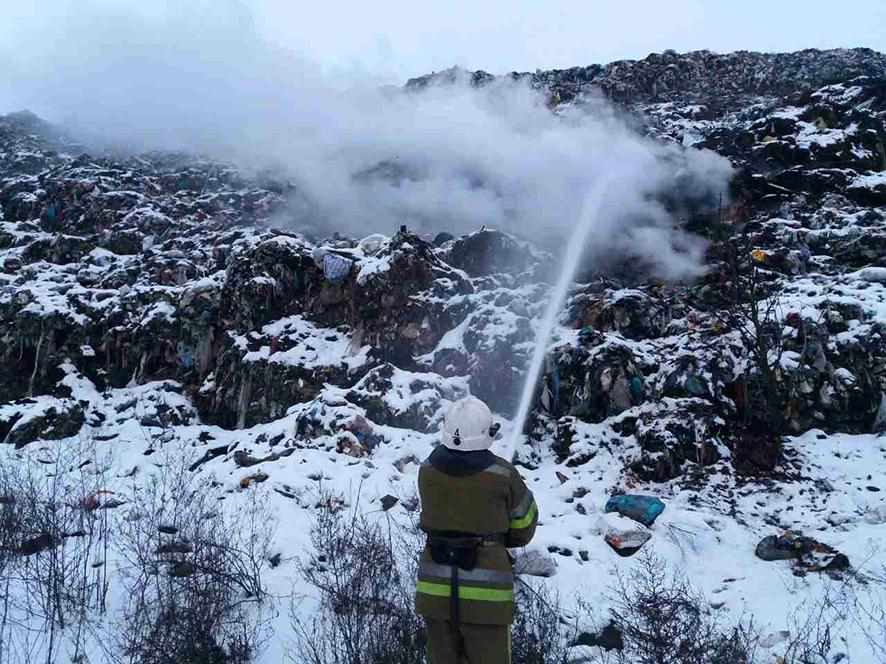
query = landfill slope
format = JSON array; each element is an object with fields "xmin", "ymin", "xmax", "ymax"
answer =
[{"xmin": 2, "ymin": 48, "xmax": 886, "ymax": 661}]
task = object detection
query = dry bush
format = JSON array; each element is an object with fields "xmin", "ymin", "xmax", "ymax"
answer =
[
  {"xmin": 0, "ymin": 439, "xmax": 112, "ymax": 664},
  {"xmin": 291, "ymin": 493, "xmax": 425, "ymax": 664},
  {"xmin": 512, "ymin": 579, "xmax": 570, "ymax": 664},
  {"xmin": 586, "ymin": 553, "xmax": 758, "ymax": 664},
  {"xmin": 292, "ymin": 491, "xmax": 576, "ymax": 664},
  {"xmin": 112, "ymin": 446, "xmax": 274, "ymax": 664}
]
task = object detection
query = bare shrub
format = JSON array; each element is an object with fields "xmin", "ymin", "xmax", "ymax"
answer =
[
  {"xmin": 721, "ymin": 235, "xmax": 788, "ymax": 435},
  {"xmin": 290, "ymin": 492, "xmax": 425, "ymax": 664},
  {"xmin": 292, "ymin": 491, "xmax": 576, "ymax": 664},
  {"xmin": 0, "ymin": 438, "xmax": 112, "ymax": 664},
  {"xmin": 780, "ymin": 600, "xmax": 840, "ymax": 664},
  {"xmin": 588, "ymin": 553, "xmax": 758, "ymax": 664},
  {"xmin": 776, "ymin": 566, "xmax": 886, "ymax": 664},
  {"xmin": 512, "ymin": 579, "xmax": 570, "ymax": 664},
  {"xmin": 112, "ymin": 446, "xmax": 274, "ymax": 664}
]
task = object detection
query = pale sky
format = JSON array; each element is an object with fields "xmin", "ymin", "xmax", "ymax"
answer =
[
  {"xmin": 253, "ymin": 0, "xmax": 886, "ymax": 81},
  {"xmin": 1, "ymin": 0, "xmax": 884, "ymax": 90}
]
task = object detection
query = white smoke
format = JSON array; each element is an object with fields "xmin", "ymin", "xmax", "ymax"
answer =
[{"xmin": 0, "ymin": 0, "xmax": 733, "ymax": 279}]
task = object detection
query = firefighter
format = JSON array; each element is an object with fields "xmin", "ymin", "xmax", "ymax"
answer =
[{"xmin": 415, "ymin": 396, "xmax": 539, "ymax": 664}]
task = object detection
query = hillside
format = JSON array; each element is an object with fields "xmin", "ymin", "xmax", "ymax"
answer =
[{"xmin": 2, "ymin": 48, "xmax": 886, "ymax": 663}]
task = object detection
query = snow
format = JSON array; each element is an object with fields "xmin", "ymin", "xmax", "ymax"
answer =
[
  {"xmin": 771, "ymin": 106, "xmax": 805, "ymax": 120},
  {"xmin": 139, "ymin": 299, "xmax": 176, "ymax": 325},
  {"xmin": 850, "ymin": 171, "xmax": 886, "ymax": 190},
  {"xmin": 356, "ymin": 254, "xmax": 393, "ymax": 285},
  {"xmin": 238, "ymin": 315, "xmax": 370, "ymax": 371},
  {"xmin": 795, "ymin": 121, "xmax": 857, "ymax": 150},
  {"xmin": 4, "ymin": 293, "xmax": 886, "ymax": 664}
]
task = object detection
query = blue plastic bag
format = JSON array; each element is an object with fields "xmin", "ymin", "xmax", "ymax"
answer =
[
  {"xmin": 604, "ymin": 495, "xmax": 665, "ymax": 527},
  {"xmin": 322, "ymin": 253, "xmax": 353, "ymax": 284}
]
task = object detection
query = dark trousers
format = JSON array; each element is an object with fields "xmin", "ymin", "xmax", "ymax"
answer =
[{"xmin": 425, "ymin": 619, "xmax": 511, "ymax": 664}]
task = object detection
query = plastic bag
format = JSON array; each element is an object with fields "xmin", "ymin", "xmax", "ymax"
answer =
[
  {"xmin": 604, "ymin": 494, "xmax": 665, "ymax": 527},
  {"xmin": 322, "ymin": 253, "xmax": 353, "ymax": 284}
]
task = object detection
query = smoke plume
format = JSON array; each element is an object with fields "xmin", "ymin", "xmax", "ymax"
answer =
[{"xmin": 0, "ymin": 0, "xmax": 733, "ymax": 279}]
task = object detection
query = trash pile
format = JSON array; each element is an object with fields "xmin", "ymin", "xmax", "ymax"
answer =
[
  {"xmin": 2, "ymin": 47, "xmax": 886, "ymax": 493},
  {"xmin": 600, "ymin": 494, "xmax": 666, "ymax": 556}
]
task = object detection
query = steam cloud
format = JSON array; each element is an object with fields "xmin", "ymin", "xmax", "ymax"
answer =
[{"xmin": 1, "ymin": 0, "xmax": 733, "ymax": 280}]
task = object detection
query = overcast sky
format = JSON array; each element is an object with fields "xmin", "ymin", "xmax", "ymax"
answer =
[
  {"xmin": 254, "ymin": 0, "xmax": 886, "ymax": 81},
  {"xmin": 1, "ymin": 0, "xmax": 884, "ymax": 91}
]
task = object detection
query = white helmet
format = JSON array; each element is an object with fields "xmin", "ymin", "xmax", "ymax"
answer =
[{"xmin": 441, "ymin": 397, "xmax": 500, "ymax": 451}]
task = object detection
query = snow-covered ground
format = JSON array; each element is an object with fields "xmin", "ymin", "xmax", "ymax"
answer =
[{"xmin": 3, "ymin": 356, "xmax": 886, "ymax": 662}]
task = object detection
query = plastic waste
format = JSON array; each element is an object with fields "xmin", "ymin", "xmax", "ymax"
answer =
[
  {"xmin": 578, "ymin": 326, "xmax": 596, "ymax": 345},
  {"xmin": 433, "ymin": 232, "xmax": 455, "ymax": 247},
  {"xmin": 684, "ymin": 374, "xmax": 707, "ymax": 397},
  {"xmin": 604, "ymin": 494, "xmax": 666, "ymax": 527},
  {"xmin": 513, "ymin": 549, "xmax": 558, "ymax": 577},
  {"xmin": 755, "ymin": 534, "xmax": 803, "ymax": 561},
  {"xmin": 598, "ymin": 513, "xmax": 652, "ymax": 552},
  {"xmin": 358, "ymin": 233, "xmax": 388, "ymax": 255},
  {"xmin": 629, "ymin": 376, "xmax": 644, "ymax": 403},
  {"xmin": 322, "ymin": 253, "xmax": 353, "ymax": 284}
]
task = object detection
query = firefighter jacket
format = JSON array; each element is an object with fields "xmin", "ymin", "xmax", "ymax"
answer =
[{"xmin": 415, "ymin": 445, "xmax": 539, "ymax": 625}]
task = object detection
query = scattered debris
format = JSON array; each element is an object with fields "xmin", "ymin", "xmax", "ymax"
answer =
[
  {"xmin": 755, "ymin": 532, "xmax": 850, "ymax": 575},
  {"xmin": 513, "ymin": 549, "xmax": 558, "ymax": 577},
  {"xmin": 604, "ymin": 495, "xmax": 666, "ymax": 527},
  {"xmin": 599, "ymin": 513, "xmax": 652, "ymax": 556}
]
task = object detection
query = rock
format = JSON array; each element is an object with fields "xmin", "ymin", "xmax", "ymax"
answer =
[
  {"xmin": 169, "ymin": 561, "xmax": 196, "ymax": 578},
  {"xmin": 598, "ymin": 513, "xmax": 652, "ymax": 556},
  {"xmin": 19, "ymin": 532, "xmax": 55, "ymax": 556},
  {"xmin": 573, "ymin": 622, "xmax": 624, "ymax": 651},
  {"xmin": 380, "ymin": 495, "xmax": 399, "ymax": 511},
  {"xmin": 604, "ymin": 495, "xmax": 666, "ymax": 527},
  {"xmin": 155, "ymin": 541, "xmax": 194, "ymax": 555},
  {"xmin": 5, "ymin": 399, "xmax": 85, "ymax": 448},
  {"xmin": 513, "ymin": 549, "xmax": 558, "ymax": 577},
  {"xmin": 864, "ymin": 504, "xmax": 886, "ymax": 525}
]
